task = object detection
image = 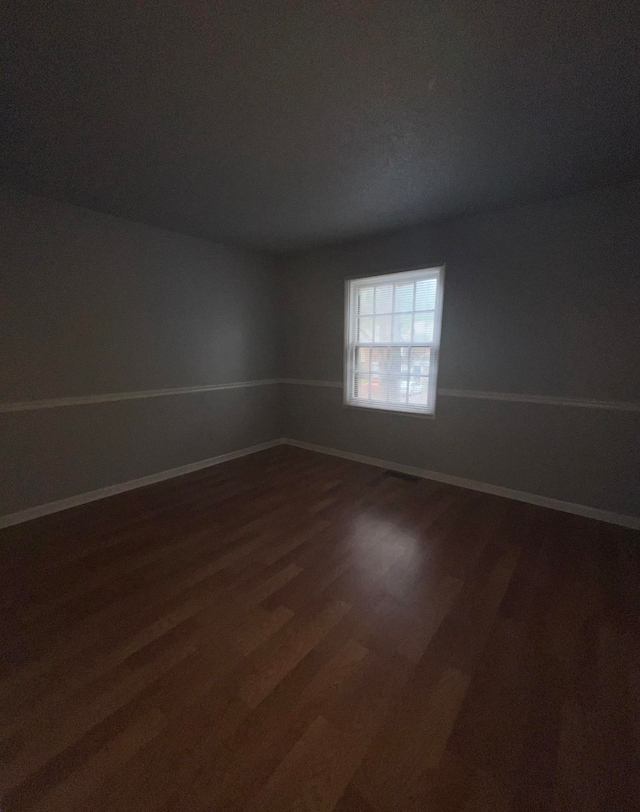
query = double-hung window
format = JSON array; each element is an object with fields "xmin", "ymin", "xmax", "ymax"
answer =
[{"xmin": 344, "ymin": 266, "xmax": 445, "ymax": 416}]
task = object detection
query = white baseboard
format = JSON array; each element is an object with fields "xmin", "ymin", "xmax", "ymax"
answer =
[
  {"xmin": 2, "ymin": 437, "xmax": 638, "ymax": 531},
  {"xmin": 281, "ymin": 439, "xmax": 640, "ymax": 530},
  {"xmin": 0, "ymin": 439, "xmax": 285, "ymax": 530}
]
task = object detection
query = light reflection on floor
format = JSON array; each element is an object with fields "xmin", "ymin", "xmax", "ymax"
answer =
[{"xmin": 342, "ymin": 510, "xmax": 429, "ymax": 598}]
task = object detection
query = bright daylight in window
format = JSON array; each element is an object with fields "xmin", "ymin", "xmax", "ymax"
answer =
[{"xmin": 344, "ymin": 267, "xmax": 445, "ymax": 415}]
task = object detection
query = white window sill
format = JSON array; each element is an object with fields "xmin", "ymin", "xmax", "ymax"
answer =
[{"xmin": 343, "ymin": 399, "xmax": 436, "ymax": 419}]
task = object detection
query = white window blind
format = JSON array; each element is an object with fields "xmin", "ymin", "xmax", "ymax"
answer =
[{"xmin": 344, "ymin": 266, "xmax": 445, "ymax": 415}]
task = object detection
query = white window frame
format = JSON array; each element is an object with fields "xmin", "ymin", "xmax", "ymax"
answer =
[{"xmin": 344, "ymin": 266, "xmax": 445, "ymax": 417}]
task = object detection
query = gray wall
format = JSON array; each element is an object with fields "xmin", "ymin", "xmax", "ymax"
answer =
[
  {"xmin": 277, "ymin": 182, "xmax": 640, "ymax": 518},
  {"xmin": 0, "ymin": 187, "xmax": 279, "ymax": 515},
  {"xmin": 2, "ymin": 181, "xmax": 639, "ymax": 520}
]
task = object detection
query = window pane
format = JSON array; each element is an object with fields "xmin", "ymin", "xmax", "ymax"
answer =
[
  {"xmin": 408, "ymin": 377, "xmax": 429, "ymax": 406},
  {"xmin": 358, "ymin": 316, "xmax": 373, "ymax": 342},
  {"xmin": 370, "ymin": 374, "xmax": 387, "ymax": 402},
  {"xmin": 392, "ymin": 313, "xmax": 412, "ymax": 342},
  {"xmin": 388, "ymin": 376, "xmax": 408, "ymax": 403},
  {"xmin": 370, "ymin": 347, "xmax": 389, "ymax": 373},
  {"xmin": 409, "ymin": 347, "xmax": 431, "ymax": 376},
  {"xmin": 413, "ymin": 312, "xmax": 434, "ymax": 342},
  {"xmin": 375, "ymin": 285, "xmax": 393, "ymax": 314},
  {"xmin": 355, "ymin": 375, "xmax": 370, "ymax": 399},
  {"xmin": 394, "ymin": 282, "xmax": 414, "ymax": 312},
  {"xmin": 415, "ymin": 279, "xmax": 437, "ymax": 311},
  {"xmin": 358, "ymin": 287, "xmax": 374, "ymax": 315},
  {"xmin": 348, "ymin": 269, "xmax": 442, "ymax": 415},
  {"xmin": 388, "ymin": 347, "xmax": 408, "ymax": 374},
  {"xmin": 355, "ymin": 347, "xmax": 370, "ymax": 372},
  {"xmin": 373, "ymin": 315, "xmax": 391, "ymax": 343}
]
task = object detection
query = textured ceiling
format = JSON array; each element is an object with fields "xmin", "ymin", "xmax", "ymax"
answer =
[{"xmin": 2, "ymin": 0, "xmax": 640, "ymax": 252}]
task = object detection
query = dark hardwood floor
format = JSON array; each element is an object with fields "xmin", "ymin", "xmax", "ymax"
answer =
[{"xmin": 1, "ymin": 445, "xmax": 638, "ymax": 811}]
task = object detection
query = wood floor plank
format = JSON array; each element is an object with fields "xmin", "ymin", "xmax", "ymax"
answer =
[
  {"xmin": 232, "ymin": 605, "xmax": 296, "ymax": 656},
  {"xmin": 0, "ymin": 445, "xmax": 637, "ymax": 812},
  {"xmin": 244, "ymin": 714, "xmax": 360, "ymax": 812},
  {"xmin": 0, "ymin": 617, "xmax": 199, "ymax": 794},
  {"xmin": 164, "ymin": 636, "xmax": 371, "ymax": 810},
  {"xmin": 237, "ymin": 597, "xmax": 351, "ymax": 709}
]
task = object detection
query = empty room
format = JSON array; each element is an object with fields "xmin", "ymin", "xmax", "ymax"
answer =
[{"xmin": 1, "ymin": 1, "xmax": 639, "ymax": 810}]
